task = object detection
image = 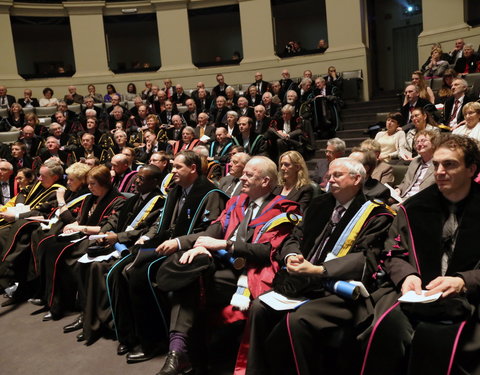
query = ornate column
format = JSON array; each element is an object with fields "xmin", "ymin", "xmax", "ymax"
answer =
[
  {"xmin": 152, "ymin": 0, "xmax": 195, "ymax": 71},
  {"xmin": 0, "ymin": 0, "xmax": 22, "ymax": 80},
  {"xmin": 238, "ymin": 0, "xmax": 276, "ymax": 64},
  {"xmin": 64, "ymin": 1, "xmax": 112, "ymax": 77}
]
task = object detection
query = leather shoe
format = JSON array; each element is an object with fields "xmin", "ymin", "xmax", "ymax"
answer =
[
  {"xmin": 156, "ymin": 351, "xmax": 192, "ymax": 375},
  {"xmin": 63, "ymin": 314, "xmax": 83, "ymax": 333},
  {"xmin": 76, "ymin": 332, "xmax": 85, "ymax": 342},
  {"xmin": 28, "ymin": 298, "xmax": 44, "ymax": 306},
  {"xmin": 117, "ymin": 343, "xmax": 129, "ymax": 356},
  {"xmin": 42, "ymin": 312, "xmax": 53, "ymax": 321},
  {"xmin": 126, "ymin": 345, "xmax": 161, "ymax": 363}
]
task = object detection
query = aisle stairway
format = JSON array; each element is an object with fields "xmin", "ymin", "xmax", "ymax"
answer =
[{"xmin": 308, "ymin": 93, "xmax": 400, "ymax": 173}]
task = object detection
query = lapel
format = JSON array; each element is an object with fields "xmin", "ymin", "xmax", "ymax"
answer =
[{"xmin": 321, "ymin": 192, "xmax": 367, "ymax": 254}]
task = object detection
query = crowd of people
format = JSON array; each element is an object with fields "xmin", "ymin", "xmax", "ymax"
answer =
[{"xmin": 0, "ymin": 54, "xmax": 480, "ymax": 375}]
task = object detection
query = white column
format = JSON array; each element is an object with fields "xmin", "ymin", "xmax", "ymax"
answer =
[
  {"xmin": 238, "ymin": 0, "xmax": 276, "ymax": 64},
  {"xmin": 152, "ymin": 0, "xmax": 195, "ymax": 71},
  {"xmin": 0, "ymin": 0, "xmax": 22, "ymax": 80},
  {"xmin": 64, "ymin": 1, "xmax": 112, "ymax": 77}
]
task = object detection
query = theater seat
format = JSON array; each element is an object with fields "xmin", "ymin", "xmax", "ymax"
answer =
[{"xmin": 0, "ymin": 130, "xmax": 21, "ymax": 144}]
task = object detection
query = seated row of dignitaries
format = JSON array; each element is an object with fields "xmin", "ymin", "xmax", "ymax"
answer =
[
  {"xmin": 152, "ymin": 155, "xmax": 301, "ymax": 375},
  {"xmin": 85, "ymin": 150, "xmax": 230, "ymax": 362}
]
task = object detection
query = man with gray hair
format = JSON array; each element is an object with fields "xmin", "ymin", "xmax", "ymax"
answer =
[
  {"xmin": 153, "ymin": 156, "xmax": 301, "ymax": 375},
  {"xmin": 444, "ymin": 78, "xmax": 473, "ymax": 128},
  {"xmin": 313, "ymin": 137, "xmax": 346, "ymax": 188},
  {"xmin": 0, "ymin": 160, "xmax": 14, "ymax": 205},
  {"xmin": 454, "ymin": 42, "xmax": 479, "ymax": 75},
  {"xmin": 218, "ymin": 151, "xmax": 251, "ymax": 196},
  {"xmin": 40, "ymin": 136, "xmax": 68, "ymax": 164},
  {"xmin": 0, "ymin": 159, "xmax": 64, "ymax": 302},
  {"xmin": 247, "ymin": 157, "xmax": 395, "ymax": 375}
]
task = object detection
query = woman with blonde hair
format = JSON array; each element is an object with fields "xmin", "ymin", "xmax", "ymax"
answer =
[
  {"xmin": 452, "ymin": 101, "xmax": 480, "ymax": 142},
  {"xmin": 273, "ymin": 150, "xmax": 313, "ymax": 212}
]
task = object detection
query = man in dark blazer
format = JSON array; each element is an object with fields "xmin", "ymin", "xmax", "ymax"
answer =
[
  {"xmin": 210, "ymin": 96, "xmax": 229, "ymax": 127},
  {"xmin": 246, "ymin": 157, "xmax": 394, "ymax": 375},
  {"xmin": 20, "ymin": 125, "xmax": 44, "ymax": 158},
  {"xmin": 9, "ymin": 142, "xmax": 33, "ymax": 173},
  {"xmin": 218, "ymin": 151, "xmax": 250, "ymax": 197},
  {"xmin": 362, "ymin": 135, "xmax": 480, "ymax": 375},
  {"xmin": 182, "ymin": 99, "xmax": 199, "ymax": 127},
  {"xmin": 0, "ymin": 86, "xmax": 16, "ymax": 109},
  {"xmin": 154, "ymin": 156, "xmax": 300, "ymax": 375},
  {"xmin": 107, "ymin": 151, "xmax": 228, "ymax": 363},
  {"xmin": 233, "ymin": 116, "xmax": 268, "ymax": 157},
  {"xmin": 253, "ymin": 105, "xmax": 272, "ymax": 136},
  {"xmin": 234, "ymin": 96, "xmax": 255, "ymax": 120},
  {"xmin": 251, "ymin": 72, "xmax": 271, "ymax": 95},
  {"xmin": 18, "ymin": 89, "xmax": 39, "ymax": 108},
  {"xmin": 0, "ymin": 160, "xmax": 15, "ymax": 205},
  {"xmin": 39, "ymin": 137, "xmax": 68, "ymax": 165},
  {"xmin": 171, "ymin": 84, "xmax": 190, "ymax": 105},
  {"xmin": 443, "ymin": 78, "xmax": 473, "ymax": 128},
  {"xmin": 194, "ymin": 88, "xmax": 214, "ymax": 114},
  {"xmin": 212, "ymin": 73, "xmax": 228, "ymax": 98},
  {"xmin": 194, "ymin": 112, "xmax": 215, "ymax": 142},
  {"xmin": 400, "ymin": 85, "xmax": 431, "ymax": 125}
]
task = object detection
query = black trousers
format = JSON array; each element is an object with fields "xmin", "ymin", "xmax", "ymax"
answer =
[{"xmin": 247, "ymin": 293, "xmax": 360, "ymax": 375}]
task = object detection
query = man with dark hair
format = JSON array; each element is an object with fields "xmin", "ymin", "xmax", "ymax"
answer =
[
  {"xmin": 400, "ymin": 85, "xmax": 431, "ymax": 124},
  {"xmin": 106, "ymin": 150, "xmax": 228, "ymax": 363},
  {"xmin": 234, "ymin": 116, "xmax": 268, "ymax": 156},
  {"xmin": 10, "ymin": 142, "xmax": 33, "ymax": 172},
  {"xmin": 362, "ymin": 134, "xmax": 480, "ymax": 375},
  {"xmin": 212, "ymin": 73, "xmax": 228, "ymax": 98}
]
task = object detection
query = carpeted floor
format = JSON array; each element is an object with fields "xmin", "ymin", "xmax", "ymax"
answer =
[{"xmin": 0, "ymin": 296, "xmax": 236, "ymax": 375}]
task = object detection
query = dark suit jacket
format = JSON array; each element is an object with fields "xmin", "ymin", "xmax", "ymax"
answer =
[
  {"xmin": 246, "ymin": 94, "xmax": 263, "ymax": 107},
  {"xmin": 0, "ymin": 177, "xmax": 15, "ymax": 205},
  {"xmin": 273, "ymin": 184, "xmax": 314, "ymax": 213},
  {"xmin": 212, "ymin": 84, "xmax": 229, "ymax": 98},
  {"xmin": 233, "ymin": 132, "xmax": 268, "ymax": 156},
  {"xmin": 39, "ymin": 149, "xmax": 69, "ymax": 165},
  {"xmin": 280, "ymin": 192, "xmax": 394, "ymax": 290},
  {"xmin": 235, "ymin": 106, "xmax": 255, "ymax": 120},
  {"xmin": 182, "ymin": 110, "xmax": 199, "ymax": 127},
  {"xmin": 171, "ymin": 92, "xmax": 190, "ymax": 105},
  {"xmin": 143, "ymin": 176, "xmax": 227, "ymax": 245},
  {"xmin": 218, "ymin": 174, "xmax": 242, "ymax": 197},
  {"xmin": 100, "ymin": 189, "xmax": 164, "ymax": 245},
  {"xmin": 400, "ymin": 98, "xmax": 431, "ymax": 123},
  {"xmin": 209, "ymin": 107, "xmax": 228, "ymax": 127},
  {"xmin": 18, "ymin": 98, "xmax": 40, "ymax": 108},
  {"xmin": 195, "ymin": 97, "xmax": 214, "ymax": 113},
  {"xmin": 0, "ymin": 95, "xmax": 16, "ymax": 108},
  {"xmin": 443, "ymin": 95, "xmax": 474, "ymax": 125},
  {"xmin": 194, "ymin": 124, "xmax": 216, "ymax": 141},
  {"xmin": 251, "ymin": 81, "xmax": 271, "ymax": 95}
]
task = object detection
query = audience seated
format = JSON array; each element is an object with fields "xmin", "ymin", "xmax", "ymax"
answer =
[
  {"xmin": 454, "ymin": 43, "xmax": 480, "ymax": 76},
  {"xmin": 39, "ymin": 87, "xmax": 59, "ymax": 107},
  {"xmin": 452, "ymin": 101, "xmax": 480, "ymax": 142},
  {"xmin": 3, "ymin": 60, "xmax": 480, "ymax": 375},
  {"xmin": 273, "ymin": 150, "xmax": 313, "ymax": 212},
  {"xmin": 435, "ymin": 68, "xmax": 456, "ymax": 104},
  {"xmin": 395, "ymin": 130, "xmax": 438, "ymax": 201},
  {"xmin": 374, "ymin": 112, "xmax": 408, "ymax": 162}
]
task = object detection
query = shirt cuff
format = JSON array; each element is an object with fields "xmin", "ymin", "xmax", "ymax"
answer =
[
  {"xmin": 176, "ymin": 238, "xmax": 182, "ymax": 251},
  {"xmin": 284, "ymin": 252, "xmax": 300, "ymax": 264}
]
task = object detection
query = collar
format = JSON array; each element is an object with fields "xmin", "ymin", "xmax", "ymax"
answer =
[
  {"xmin": 335, "ymin": 197, "xmax": 354, "ymax": 211},
  {"xmin": 250, "ymin": 192, "xmax": 270, "ymax": 209}
]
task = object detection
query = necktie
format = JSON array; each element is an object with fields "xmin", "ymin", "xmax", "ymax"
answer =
[
  {"xmin": 225, "ymin": 178, "xmax": 239, "ymax": 196},
  {"xmin": 309, "ymin": 205, "xmax": 346, "ymax": 264},
  {"xmin": 449, "ymin": 99, "xmax": 460, "ymax": 123},
  {"xmin": 17, "ymin": 159, "xmax": 23, "ymax": 168},
  {"xmin": 236, "ymin": 201, "xmax": 256, "ymax": 242},
  {"xmin": 200, "ymin": 127, "xmax": 205, "ymax": 137},
  {"xmin": 441, "ymin": 204, "xmax": 458, "ymax": 276}
]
